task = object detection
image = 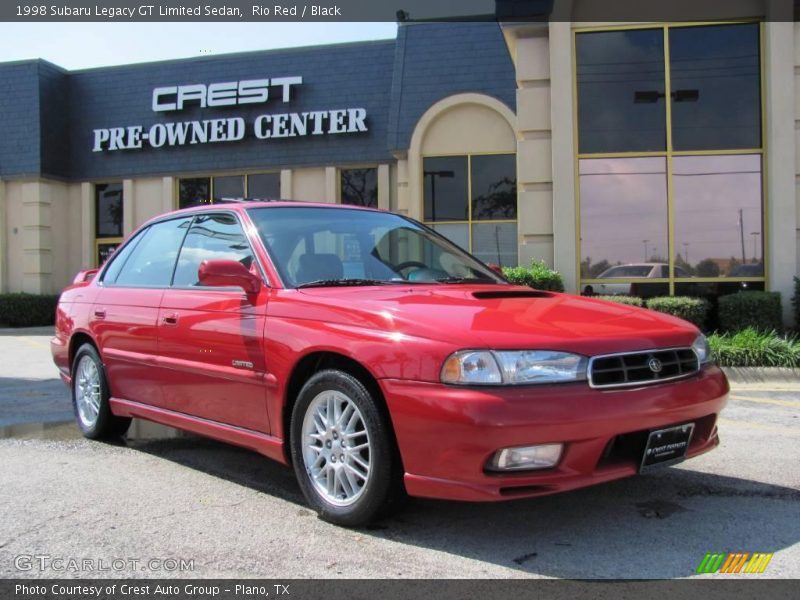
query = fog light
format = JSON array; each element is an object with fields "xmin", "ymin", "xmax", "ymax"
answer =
[{"xmin": 488, "ymin": 443, "xmax": 563, "ymax": 471}]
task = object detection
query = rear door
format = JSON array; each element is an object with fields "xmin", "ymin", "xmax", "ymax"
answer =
[
  {"xmin": 92, "ymin": 216, "xmax": 192, "ymax": 407},
  {"xmin": 157, "ymin": 213, "xmax": 271, "ymax": 433}
]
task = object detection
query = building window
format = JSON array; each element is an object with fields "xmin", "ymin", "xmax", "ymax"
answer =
[
  {"xmin": 423, "ymin": 153, "xmax": 517, "ymax": 267},
  {"xmin": 340, "ymin": 168, "xmax": 378, "ymax": 207},
  {"xmin": 95, "ymin": 182, "xmax": 123, "ymax": 266},
  {"xmin": 178, "ymin": 173, "xmax": 281, "ymax": 208},
  {"xmin": 575, "ymin": 22, "xmax": 764, "ymax": 298}
]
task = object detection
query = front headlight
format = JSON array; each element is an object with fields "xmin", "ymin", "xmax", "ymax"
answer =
[
  {"xmin": 441, "ymin": 350, "xmax": 587, "ymax": 385},
  {"xmin": 692, "ymin": 334, "xmax": 712, "ymax": 365}
]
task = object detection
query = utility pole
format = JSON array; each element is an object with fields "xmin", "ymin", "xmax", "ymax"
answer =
[{"xmin": 738, "ymin": 208, "xmax": 746, "ymax": 265}]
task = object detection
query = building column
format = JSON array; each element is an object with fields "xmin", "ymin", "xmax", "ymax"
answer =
[
  {"xmin": 377, "ymin": 164, "xmax": 391, "ymax": 210},
  {"xmin": 161, "ymin": 177, "xmax": 174, "ymax": 213},
  {"xmin": 394, "ymin": 154, "xmax": 409, "ymax": 215},
  {"xmin": 22, "ymin": 182, "xmax": 53, "ymax": 293},
  {"xmin": 122, "ymin": 179, "xmax": 134, "ymax": 235},
  {"xmin": 0, "ymin": 178, "xmax": 6, "ymax": 293},
  {"xmin": 764, "ymin": 20, "xmax": 796, "ymax": 325},
  {"xmin": 280, "ymin": 169, "xmax": 293, "ymax": 199},
  {"xmin": 324, "ymin": 167, "xmax": 338, "ymax": 203},
  {"xmin": 548, "ymin": 21, "xmax": 578, "ymax": 293},
  {"xmin": 80, "ymin": 182, "xmax": 93, "ymax": 269}
]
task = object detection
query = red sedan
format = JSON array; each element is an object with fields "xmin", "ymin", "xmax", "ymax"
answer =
[{"xmin": 51, "ymin": 202, "xmax": 727, "ymax": 526}]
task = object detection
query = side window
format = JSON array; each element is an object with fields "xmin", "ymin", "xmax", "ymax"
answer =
[
  {"xmin": 172, "ymin": 214, "xmax": 254, "ymax": 287},
  {"xmin": 101, "ymin": 229, "xmax": 146, "ymax": 285},
  {"xmin": 113, "ymin": 218, "xmax": 192, "ymax": 287}
]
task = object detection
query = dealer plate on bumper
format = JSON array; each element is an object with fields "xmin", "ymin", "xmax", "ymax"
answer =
[{"xmin": 640, "ymin": 423, "xmax": 695, "ymax": 472}]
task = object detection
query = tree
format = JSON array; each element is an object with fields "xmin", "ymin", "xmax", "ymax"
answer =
[{"xmin": 696, "ymin": 258, "xmax": 720, "ymax": 277}]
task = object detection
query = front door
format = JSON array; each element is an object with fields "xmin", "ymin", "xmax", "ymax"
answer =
[{"xmin": 157, "ymin": 213, "xmax": 271, "ymax": 433}]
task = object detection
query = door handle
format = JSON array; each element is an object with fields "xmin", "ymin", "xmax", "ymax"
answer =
[
  {"xmin": 94, "ymin": 308, "xmax": 106, "ymax": 319},
  {"xmin": 162, "ymin": 313, "xmax": 179, "ymax": 326}
]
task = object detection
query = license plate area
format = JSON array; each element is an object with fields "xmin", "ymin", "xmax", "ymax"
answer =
[{"xmin": 640, "ymin": 423, "xmax": 695, "ymax": 472}]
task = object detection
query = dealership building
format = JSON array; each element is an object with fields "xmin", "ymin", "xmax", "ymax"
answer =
[{"xmin": 0, "ymin": 7, "xmax": 797, "ymax": 320}]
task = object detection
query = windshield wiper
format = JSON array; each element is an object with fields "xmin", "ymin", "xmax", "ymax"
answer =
[
  {"xmin": 296, "ymin": 278, "xmax": 404, "ymax": 289},
  {"xmin": 433, "ymin": 276, "xmax": 501, "ymax": 284}
]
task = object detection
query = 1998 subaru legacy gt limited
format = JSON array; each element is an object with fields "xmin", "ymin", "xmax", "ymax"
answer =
[{"xmin": 52, "ymin": 202, "xmax": 728, "ymax": 526}]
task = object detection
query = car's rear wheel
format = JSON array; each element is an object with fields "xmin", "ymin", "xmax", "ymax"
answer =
[
  {"xmin": 72, "ymin": 344, "xmax": 131, "ymax": 439},
  {"xmin": 290, "ymin": 369, "xmax": 399, "ymax": 526}
]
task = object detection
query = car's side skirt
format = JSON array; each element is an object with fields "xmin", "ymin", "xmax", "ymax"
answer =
[{"xmin": 109, "ymin": 397, "xmax": 287, "ymax": 465}]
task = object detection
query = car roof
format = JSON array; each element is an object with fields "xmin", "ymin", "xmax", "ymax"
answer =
[
  {"xmin": 141, "ymin": 200, "xmax": 386, "ymax": 228},
  {"xmin": 171, "ymin": 200, "xmax": 382, "ymax": 215}
]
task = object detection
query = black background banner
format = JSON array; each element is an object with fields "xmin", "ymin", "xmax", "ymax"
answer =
[
  {"xmin": 3, "ymin": 580, "xmax": 800, "ymax": 600},
  {"xmin": 0, "ymin": 0, "xmax": 797, "ymax": 23}
]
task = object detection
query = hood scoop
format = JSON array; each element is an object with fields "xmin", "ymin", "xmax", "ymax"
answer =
[{"xmin": 472, "ymin": 290, "xmax": 554, "ymax": 300}]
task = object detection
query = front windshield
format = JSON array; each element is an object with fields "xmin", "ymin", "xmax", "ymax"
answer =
[{"xmin": 247, "ymin": 206, "xmax": 506, "ymax": 288}]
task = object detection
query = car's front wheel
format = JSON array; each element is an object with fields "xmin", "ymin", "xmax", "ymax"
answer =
[
  {"xmin": 72, "ymin": 343, "xmax": 131, "ymax": 439},
  {"xmin": 290, "ymin": 369, "xmax": 400, "ymax": 526}
]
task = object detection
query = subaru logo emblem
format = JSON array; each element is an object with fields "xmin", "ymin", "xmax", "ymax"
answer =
[{"xmin": 648, "ymin": 358, "xmax": 663, "ymax": 373}]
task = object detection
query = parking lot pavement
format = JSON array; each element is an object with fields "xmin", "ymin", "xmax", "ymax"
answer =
[
  {"xmin": 0, "ymin": 330, "xmax": 797, "ymax": 579},
  {"xmin": 0, "ymin": 327, "xmax": 73, "ymax": 427}
]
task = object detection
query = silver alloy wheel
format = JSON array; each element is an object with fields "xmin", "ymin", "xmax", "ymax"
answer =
[
  {"xmin": 75, "ymin": 355, "xmax": 101, "ymax": 429},
  {"xmin": 301, "ymin": 390, "xmax": 371, "ymax": 507}
]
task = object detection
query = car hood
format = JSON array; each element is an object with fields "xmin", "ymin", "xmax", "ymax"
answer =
[{"xmin": 274, "ymin": 284, "xmax": 699, "ymax": 356}]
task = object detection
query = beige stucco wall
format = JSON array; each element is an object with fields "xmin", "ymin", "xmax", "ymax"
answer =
[
  {"xmin": 289, "ymin": 167, "xmax": 327, "ymax": 203},
  {"xmin": 1, "ymin": 179, "xmax": 83, "ymax": 294}
]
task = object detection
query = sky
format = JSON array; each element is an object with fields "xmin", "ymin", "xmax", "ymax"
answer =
[{"xmin": 0, "ymin": 22, "xmax": 398, "ymax": 70}]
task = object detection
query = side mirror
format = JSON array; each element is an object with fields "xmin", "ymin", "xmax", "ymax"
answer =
[
  {"xmin": 73, "ymin": 268, "xmax": 99, "ymax": 284},
  {"xmin": 198, "ymin": 259, "xmax": 262, "ymax": 294}
]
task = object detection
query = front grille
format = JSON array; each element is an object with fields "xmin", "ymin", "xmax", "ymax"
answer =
[{"xmin": 588, "ymin": 348, "xmax": 699, "ymax": 388}]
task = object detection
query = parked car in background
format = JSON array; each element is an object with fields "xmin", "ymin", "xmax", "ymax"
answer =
[
  {"xmin": 583, "ymin": 263, "xmax": 692, "ymax": 297},
  {"xmin": 52, "ymin": 202, "xmax": 728, "ymax": 526}
]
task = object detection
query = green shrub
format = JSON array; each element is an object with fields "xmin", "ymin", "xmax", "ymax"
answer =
[
  {"xmin": 597, "ymin": 295, "xmax": 644, "ymax": 307},
  {"xmin": 708, "ymin": 328, "xmax": 800, "ymax": 368},
  {"xmin": 502, "ymin": 260, "xmax": 564, "ymax": 292},
  {"xmin": 0, "ymin": 293, "xmax": 59, "ymax": 328},
  {"xmin": 646, "ymin": 296, "xmax": 710, "ymax": 329},
  {"xmin": 718, "ymin": 291, "xmax": 782, "ymax": 333}
]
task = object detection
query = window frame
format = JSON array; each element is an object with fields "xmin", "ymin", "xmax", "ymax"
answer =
[
  {"xmin": 572, "ymin": 20, "xmax": 767, "ymax": 295},
  {"xmin": 419, "ymin": 151, "xmax": 518, "ymax": 262}
]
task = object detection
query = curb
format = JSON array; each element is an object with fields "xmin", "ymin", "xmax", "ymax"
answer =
[
  {"xmin": 0, "ymin": 326, "xmax": 54, "ymax": 336},
  {"xmin": 722, "ymin": 366, "xmax": 800, "ymax": 388}
]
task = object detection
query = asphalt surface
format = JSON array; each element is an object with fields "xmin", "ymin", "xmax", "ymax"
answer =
[{"xmin": 0, "ymin": 327, "xmax": 798, "ymax": 579}]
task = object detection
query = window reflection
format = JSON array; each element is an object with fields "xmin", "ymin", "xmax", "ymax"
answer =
[
  {"xmin": 423, "ymin": 156, "xmax": 468, "ymax": 221},
  {"xmin": 179, "ymin": 178, "xmax": 210, "ymax": 208},
  {"xmin": 472, "ymin": 222, "xmax": 518, "ymax": 267},
  {"xmin": 341, "ymin": 168, "xmax": 378, "ymax": 207},
  {"xmin": 213, "ymin": 175, "xmax": 245, "ymax": 202},
  {"xmin": 669, "ymin": 24, "xmax": 761, "ymax": 151},
  {"xmin": 248, "ymin": 173, "xmax": 280, "ymax": 199},
  {"xmin": 576, "ymin": 29, "xmax": 666, "ymax": 153},
  {"xmin": 471, "ymin": 155, "xmax": 517, "ymax": 220},
  {"xmin": 579, "ymin": 157, "xmax": 668, "ymax": 280},
  {"xmin": 95, "ymin": 183, "xmax": 123, "ymax": 238},
  {"xmin": 673, "ymin": 155, "xmax": 762, "ymax": 277}
]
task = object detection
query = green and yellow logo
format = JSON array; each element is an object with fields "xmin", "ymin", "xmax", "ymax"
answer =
[{"xmin": 696, "ymin": 552, "xmax": 774, "ymax": 574}]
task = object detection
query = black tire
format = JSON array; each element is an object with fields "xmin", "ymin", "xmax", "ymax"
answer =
[
  {"xmin": 71, "ymin": 343, "xmax": 131, "ymax": 440},
  {"xmin": 290, "ymin": 369, "xmax": 402, "ymax": 527},
  {"xmin": 583, "ymin": 285, "xmax": 594, "ymax": 296}
]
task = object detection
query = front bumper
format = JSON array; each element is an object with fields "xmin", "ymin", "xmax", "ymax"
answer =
[{"xmin": 380, "ymin": 366, "xmax": 728, "ymax": 501}]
